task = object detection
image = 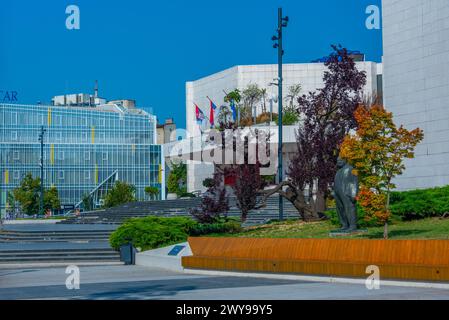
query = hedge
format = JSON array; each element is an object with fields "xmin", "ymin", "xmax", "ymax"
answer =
[
  {"xmin": 109, "ymin": 216, "xmax": 242, "ymax": 251},
  {"xmin": 390, "ymin": 185, "xmax": 449, "ymax": 220},
  {"xmin": 326, "ymin": 185, "xmax": 449, "ymax": 224}
]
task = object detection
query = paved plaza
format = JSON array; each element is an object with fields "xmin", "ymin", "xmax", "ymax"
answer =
[{"xmin": 1, "ymin": 265, "xmax": 449, "ymax": 300}]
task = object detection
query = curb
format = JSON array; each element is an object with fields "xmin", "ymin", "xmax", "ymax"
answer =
[
  {"xmin": 183, "ymin": 268, "xmax": 449, "ymax": 290},
  {"xmin": 0, "ymin": 261, "xmax": 124, "ymax": 269}
]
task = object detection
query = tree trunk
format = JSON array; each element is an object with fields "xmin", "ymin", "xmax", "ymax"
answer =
[
  {"xmin": 314, "ymin": 190, "xmax": 326, "ymax": 214},
  {"xmin": 241, "ymin": 209, "xmax": 248, "ymax": 222},
  {"xmin": 256, "ymin": 181, "xmax": 323, "ymax": 221},
  {"xmin": 384, "ymin": 189, "xmax": 391, "ymax": 239}
]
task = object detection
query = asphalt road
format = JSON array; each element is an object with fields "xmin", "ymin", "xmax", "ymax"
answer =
[{"xmin": 1, "ymin": 265, "xmax": 449, "ymax": 300}]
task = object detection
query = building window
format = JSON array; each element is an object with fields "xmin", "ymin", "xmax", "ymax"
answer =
[
  {"xmin": 11, "ymin": 112, "xmax": 18, "ymax": 125},
  {"xmin": 81, "ymin": 117, "xmax": 87, "ymax": 126},
  {"xmin": 84, "ymin": 151, "xmax": 90, "ymax": 161},
  {"xmin": 84, "ymin": 171, "xmax": 90, "ymax": 180},
  {"xmin": 13, "ymin": 170, "xmax": 20, "ymax": 180},
  {"xmin": 11, "ymin": 131, "xmax": 18, "ymax": 141},
  {"xmin": 58, "ymin": 151, "xmax": 64, "ymax": 161},
  {"xmin": 58, "ymin": 170, "xmax": 65, "ymax": 180},
  {"xmin": 13, "ymin": 151, "xmax": 19, "ymax": 160},
  {"xmin": 38, "ymin": 114, "xmax": 45, "ymax": 125},
  {"xmin": 55, "ymin": 132, "xmax": 62, "ymax": 141},
  {"xmin": 54, "ymin": 115, "xmax": 62, "ymax": 125},
  {"xmin": 102, "ymin": 152, "xmax": 108, "ymax": 161}
]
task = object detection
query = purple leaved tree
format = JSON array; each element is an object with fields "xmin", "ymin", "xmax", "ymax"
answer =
[
  {"xmin": 231, "ymin": 162, "xmax": 266, "ymax": 222},
  {"xmin": 258, "ymin": 45, "xmax": 367, "ymax": 221},
  {"xmin": 189, "ymin": 169, "xmax": 229, "ymax": 224}
]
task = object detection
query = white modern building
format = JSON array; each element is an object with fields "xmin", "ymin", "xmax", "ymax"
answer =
[
  {"xmin": 383, "ymin": 0, "xmax": 449, "ymax": 190},
  {"xmin": 177, "ymin": 59, "xmax": 383, "ymax": 192}
]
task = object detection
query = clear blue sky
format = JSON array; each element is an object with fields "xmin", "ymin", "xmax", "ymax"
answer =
[{"xmin": 0, "ymin": 0, "xmax": 382, "ymax": 128}]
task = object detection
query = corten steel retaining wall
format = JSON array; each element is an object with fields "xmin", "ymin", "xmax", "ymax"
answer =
[{"xmin": 182, "ymin": 237, "xmax": 449, "ymax": 282}]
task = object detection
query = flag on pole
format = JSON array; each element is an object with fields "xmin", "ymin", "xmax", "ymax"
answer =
[
  {"xmin": 207, "ymin": 97, "xmax": 217, "ymax": 127},
  {"xmin": 195, "ymin": 103, "xmax": 205, "ymax": 124},
  {"xmin": 230, "ymin": 100, "xmax": 237, "ymax": 121}
]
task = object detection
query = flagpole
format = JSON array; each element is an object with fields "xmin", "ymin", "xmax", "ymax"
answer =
[{"xmin": 206, "ymin": 96, "xmax": 216, "ymax": 129}]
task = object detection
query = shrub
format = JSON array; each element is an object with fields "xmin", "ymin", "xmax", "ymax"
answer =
[
  {"xmin": 109, "ymin": 216, "xmax": 196, "ymax": 251},
  {"xmin": 109, "ymin": 216, "xmax": 242, "ymax": 251},
  {"xmin": 145, "ymin": 186, "xmax": 160, "ymax": 200},
  {"xmin": 274, "ymin": 110, "xmax": 299, "ymax": 125},
  {"xmin": 389, "ymin": 185, "xmax": 449, "ymax": 220},
  {"xmin": 103, "ymin": 181, "xmax": 136, "ymax": 208},
  {"xmin": 179, "ymin": 192, "xmax": 196, "ymax": 198},
  {"xmin": 190, "ymin": 172, "xmax": 229, "ymax": 223},
  {"xmin": 256, "ymin": 112, "xmax": 276, "ymax": 124},
  {"xmin": 190, "ymin": 219, "xmax": 242, "ymax": 236},
  {"xmin": 325, "ymin": 206, "xmax": 378, "ymax": 228},
  {"xmin": 167, "ymin": 162, "xmax": 187, "ymax": 196},
  {"xmin": 326, "ymin": 185, "xmax": 449, "ymax": 224},
  {"xmin": 202, "ymin": 178, "xmax": 214, "ymax": 189}
]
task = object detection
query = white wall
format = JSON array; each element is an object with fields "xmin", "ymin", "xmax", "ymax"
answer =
[
  {"xmin": 383, "ymin": 0, "xmax": 449, "ymax": 190},
  {"xmin": 186, "ymin": 62, "xmax": 381, "ymax": 136},
  {"xmin": 185, "ymin": 61, "xmax": 382, "ymax": 192}
]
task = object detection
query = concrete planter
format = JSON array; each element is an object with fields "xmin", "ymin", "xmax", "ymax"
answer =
[
  {"xmin": 166, "ymin": 193, "xmax": 178, "ymax": 200},
  {"xmin": 183, "ymin": 237, "xmax": 449, "ymax": 283}
]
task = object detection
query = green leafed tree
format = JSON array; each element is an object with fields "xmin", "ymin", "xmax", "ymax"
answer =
[
  {"xmin": 44, "ymin": 186, "xmax": 61, "ymax": 212},
  {"xmin": 241, "ymin": 84, "xmax": 262, "ymax": 122},
  {"xmin": 82, "ymin": 193, "xmax": 94, "ymax": 211},
  {"xmin": 285, "ymin": 84, "xmax": 302, "ymax": 110},
  {"xmin": 224, "ymin": 89, "xmax": 241, "ymax": 104},
  {"xmin": 145, "ymin": 186, "xmax": 160, "ymax": 200},
  {"xmin": 261, "ymin": 88, "xmax": 267, "ymax": 113},
  {"xmin": 13, "ymin": 173, "xmax": 40, "ymax": 215},
  {"xmin": 6, "ymin": 191, "xmax": 17, "ymax": 215},
  {"xmin": 103, "ymin": 181, "xmax": 136, "ymax": 208},
  {"xmin": 167, "ymin": 161, "xmax": 187, "ymax": 196}
]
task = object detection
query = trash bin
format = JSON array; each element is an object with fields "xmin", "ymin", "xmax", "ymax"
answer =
[{"xmin": 119, "ymin": 242, "xmax": 135, "ymax": 265}]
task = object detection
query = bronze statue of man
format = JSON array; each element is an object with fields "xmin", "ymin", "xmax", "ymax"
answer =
[{"xmin": 333, "ymin": 157, "xmax": 359, "ymax": 232}]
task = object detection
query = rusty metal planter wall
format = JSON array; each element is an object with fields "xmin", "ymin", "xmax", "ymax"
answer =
[{"xmin": 182, "ymin": 237, "xmax": 449, "ymax": 282}]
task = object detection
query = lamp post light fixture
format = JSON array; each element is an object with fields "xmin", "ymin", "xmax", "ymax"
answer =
[{"xmin": 272, "ymin": 7, "xmax": 288, "ymax": 221}]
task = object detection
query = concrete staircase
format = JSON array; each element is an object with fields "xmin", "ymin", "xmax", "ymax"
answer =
[
  {"xmin": 0, "ymin": 248, "xmax": 120, "ymax": 264},
  {"xmin": 0, "ymin": 225, "xmax": 120, "ymax": 265},
  {"xmin": 0, "ymin": 230, "xmax": 112, "ymax": 243},
  {"xmin": 61, "ymin": 196, "xmax": 301, "ymax": 226}
]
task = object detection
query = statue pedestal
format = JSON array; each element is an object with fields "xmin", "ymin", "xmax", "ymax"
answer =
[{"xmin": 329, "ymin": 229, "xmax": 368, "ymax": 237}]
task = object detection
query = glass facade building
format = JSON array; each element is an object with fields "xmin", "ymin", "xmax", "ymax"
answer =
[{"xmin": 0, "ymin": 103, "xmax": 164, "ymax": 214}]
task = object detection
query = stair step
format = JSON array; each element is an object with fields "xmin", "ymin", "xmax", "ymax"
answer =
[
  {"xmin": 0, "ymin": 252, "xmax": 118, "ymax": 258},
  {"xmin": 0, "ymin": 256, "xmax": 120, "ymax": 262}
]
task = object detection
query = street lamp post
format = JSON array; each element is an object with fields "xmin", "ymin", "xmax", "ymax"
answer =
[
  {"xmin": 272, "ymin": 8, "xmax": 288, "ymax": 221},
  {"xmin": 38, "ymin": 126, "xmax": 46, "ymax": 216},
  {"xmin": 0, "ymin": 152, "xmax": 3, "ymax": 221}
]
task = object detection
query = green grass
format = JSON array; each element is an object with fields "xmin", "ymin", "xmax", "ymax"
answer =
[{"xmin": 209, "ymin": 217, "xmax": 449, "ymax": 240}]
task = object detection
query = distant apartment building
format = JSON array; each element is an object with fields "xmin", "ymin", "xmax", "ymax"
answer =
[
  {"xmin": 382, "ymin": 0, "xmax": 449, "ymax": 190},
  {"xmin": 181, "ymin": 58, "xmax": 383, "ymax": 192},
  {"xmin": 0, "ymin": 98, "xmax": 164, "ymax": 214},
  {"xmin": 157, "ymin": 118, "xmax": 177, "ymax": 145}
]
